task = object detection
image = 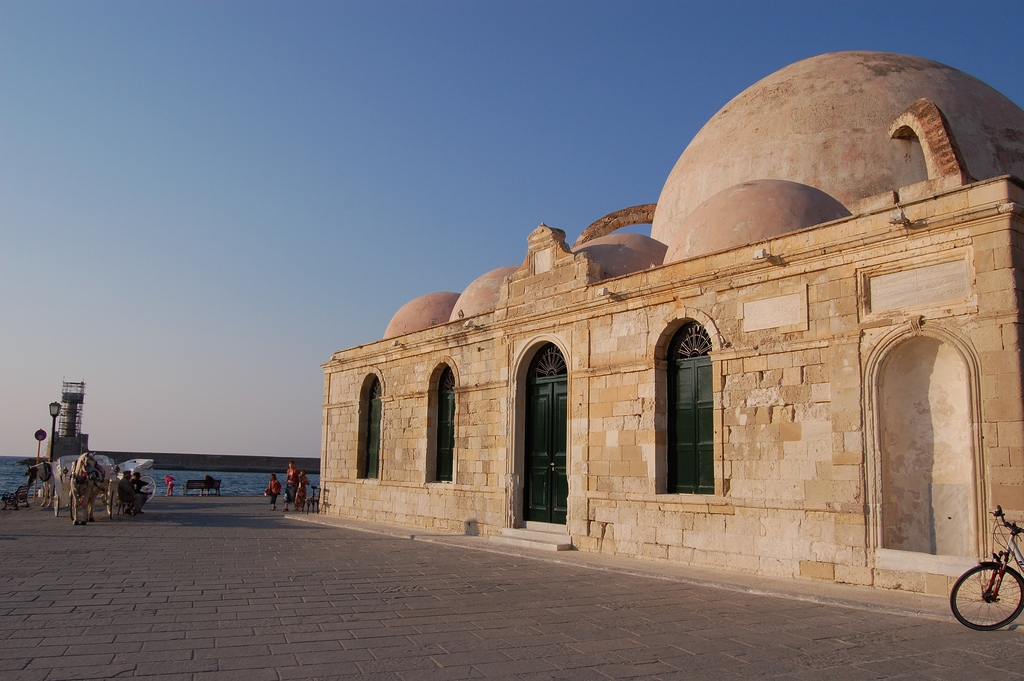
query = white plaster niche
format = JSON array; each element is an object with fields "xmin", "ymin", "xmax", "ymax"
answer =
[
  {"xmin": 877, "ymin": 335, "xmax": 975, "ymax": 568},
  {"xmin": 868, "ymin": 260, "xmax": 969, "ymax": 313}
]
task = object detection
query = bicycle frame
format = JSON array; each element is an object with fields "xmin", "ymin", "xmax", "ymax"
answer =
[
  {"xmin": 1008, "ymin": 532, "xmax": 1024, "ymax": 567},
  {"xmin": 951, "ymin": 506, "xmax": 1024, "ymax": 630}
]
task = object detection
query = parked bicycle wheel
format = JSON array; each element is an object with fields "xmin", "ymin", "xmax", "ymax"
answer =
[{"xmin": 950, "ymin": 563, "xmax": 1024, "ymax": 631}]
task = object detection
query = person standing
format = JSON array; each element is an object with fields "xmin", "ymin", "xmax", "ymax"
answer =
[
  {"xmin": 265, "ymin": 473, "xmax": 282, "ymax": 511},
  {"xmin": 165, "ymin": 474, "xmax": 175, "ymax": 497},
  {"xmin": 283, "ymin": 460, "xmax": 298, "ymax": 512},
  {"xmin": 294, "ymin": 470, "xmax": 309, "ymax": 512}
]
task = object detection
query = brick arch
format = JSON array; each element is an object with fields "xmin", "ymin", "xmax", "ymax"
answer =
[
  {"xmin": 572, "ymin": 204, "xmax": 658, "ymax": 248},
  {"xmin": 888, "ymin": 98, "xmax": 973, "ymax": 184}
]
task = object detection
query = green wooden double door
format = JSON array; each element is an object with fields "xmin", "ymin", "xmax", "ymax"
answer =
[
  {"xmin": 668, "ymin": 355, "xmax": 714, "ymax": 494},
  {"xmin": 525, "ymin": 347, "xmax": 568, "ymax": 524}
]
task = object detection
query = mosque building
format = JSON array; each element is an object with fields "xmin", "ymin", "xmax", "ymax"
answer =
[{"xmin": 320, "ymin": 52, "xmax": 1024, "ymax": 594}]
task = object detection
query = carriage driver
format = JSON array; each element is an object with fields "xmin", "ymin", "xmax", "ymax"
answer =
[{"xmin": 118, "ymin": 471, "xmax": 142, "ymax": 516}]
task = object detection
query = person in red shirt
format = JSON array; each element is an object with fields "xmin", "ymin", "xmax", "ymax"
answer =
[
  {"xmin": 265, "ymin": 473, "xmax": 282, "ymax": 511},
  {"xmin": 283, "ymin": 461, "xmax": 299, "ymax": 512}
]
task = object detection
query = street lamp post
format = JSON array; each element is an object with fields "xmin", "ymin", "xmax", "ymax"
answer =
[{"xmin": 48, "ymin": 402, "xmax": 61, "ymax": 462}]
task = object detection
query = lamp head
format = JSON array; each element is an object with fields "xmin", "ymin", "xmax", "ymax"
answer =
[{"xmin": 49, "ymin": 401, "xmax": 61, "ymax": 418}]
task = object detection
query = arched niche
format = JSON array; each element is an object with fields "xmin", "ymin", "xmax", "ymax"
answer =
[{"xmin": 864, "ymin": 322, "xmax": 985, "ymax": 571}]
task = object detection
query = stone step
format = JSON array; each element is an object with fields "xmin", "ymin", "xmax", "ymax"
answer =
[
  {"xmin": 523, "ymin": 521, "xmax": 569, "ymax": 534},
  {"xmin": 490, "ymin": 526, "xmax": 573, "ymax": 552}
]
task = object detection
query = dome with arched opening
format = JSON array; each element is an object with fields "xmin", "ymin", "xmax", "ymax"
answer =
[{"xmin": 652, "ymin": 51, "xmax": 1024, "ymax": 248}]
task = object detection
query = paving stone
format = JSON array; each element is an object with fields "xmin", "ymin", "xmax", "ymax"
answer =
[{"xmin": 1, "ymin": 497, "xmax": 1022, "ymax": 681}]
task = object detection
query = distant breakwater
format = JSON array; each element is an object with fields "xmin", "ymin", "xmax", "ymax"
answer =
[{"xmin": 91, "ymin": 452, "xmax": 320, "ymax": 474}]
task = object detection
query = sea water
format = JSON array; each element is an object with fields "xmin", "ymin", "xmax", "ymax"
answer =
[{"xmin": 0, "ymin": 456, "xmax": 318, "ymax": 498}]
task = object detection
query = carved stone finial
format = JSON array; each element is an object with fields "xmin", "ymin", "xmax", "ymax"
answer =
[
  {"xmin": 518, "ymin": 224, "xmax": 574, "ymax": 275},
  {"xmin": 888, "ymin": 98, "xmax": 973, "ymax": 184}
]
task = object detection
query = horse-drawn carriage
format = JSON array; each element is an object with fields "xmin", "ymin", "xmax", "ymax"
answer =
[{"xmin": 51, "ymin": 454, "xmax": 156, "ymax": 524}]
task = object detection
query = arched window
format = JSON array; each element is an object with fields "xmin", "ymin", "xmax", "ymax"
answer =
[
  {"xmin": 435, "ymin": 366, "xmax": 456, "ymax": 482},
  {"xmin": 667, "ymin": 322, "xmax": 714, "ymax": 494},
  {"xmin": 363, "ymin": 378, "xmax": 382, "ymax": 479}
]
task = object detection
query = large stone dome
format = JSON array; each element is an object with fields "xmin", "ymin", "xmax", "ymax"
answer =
[
  {"xmin": 448, "ymin": 266, "xmax": 519, "ymax": 322},
  {"xmin": 652, "ymin": 51, "xmax": 1024, "ymax": 246},
  {"xmin": 574, "ymin": 233, "xmax": 667, "ymax": 278},
  {"xmin": 664, "ymin": 180, "xmax": 851, "ymax": 263},
  {"xmin": 383, "ymin": 292, "xmax": 460, "ymax": 340}
]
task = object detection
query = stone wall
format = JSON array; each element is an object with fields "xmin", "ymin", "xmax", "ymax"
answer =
[{"xmin": 322, "ymin": 177, "xmax": 1024, "ymax": 594}]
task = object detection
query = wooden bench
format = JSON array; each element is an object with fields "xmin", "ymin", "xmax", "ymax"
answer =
[
  {"xmin": 2, "ymin": 485, "xmax": 30, "ymax": 510},
  {"xmin": 184, "ymin": 479, "xmax": 221, "ymax": 496}
]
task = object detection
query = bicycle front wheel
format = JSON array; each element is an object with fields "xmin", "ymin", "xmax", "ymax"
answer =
[{"xmin": 950, "ymin": 563, "xmax": 1024, "ymax": 630}]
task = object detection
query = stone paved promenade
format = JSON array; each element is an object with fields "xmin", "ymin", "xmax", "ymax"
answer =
[{"xmin": 1, "ymin": 496, "xmax": 1022, "ymax": 680}]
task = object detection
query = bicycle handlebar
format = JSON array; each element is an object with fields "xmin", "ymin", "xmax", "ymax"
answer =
[{"xmin": 993, "ymin": 505, "xmax": 1023, "ymax": 535}]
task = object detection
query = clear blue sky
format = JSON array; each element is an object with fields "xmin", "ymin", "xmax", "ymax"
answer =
[{"xmin": 2, "ymin": 1, "xmax": 1021, "ymax": 458}]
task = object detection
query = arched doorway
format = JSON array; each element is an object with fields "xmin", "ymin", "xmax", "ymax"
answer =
[
  {"xmin": 667, "ymin": 322, "xmax": 714, "ymax": 494},
  {"xmin": 525, "ymin": 343, "xmax": 568, "ymax": 524}
]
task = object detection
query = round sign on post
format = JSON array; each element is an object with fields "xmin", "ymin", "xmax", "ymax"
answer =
[{"xmin": 35, "ymin": 429, "xmax": 47, "ymax": 441}]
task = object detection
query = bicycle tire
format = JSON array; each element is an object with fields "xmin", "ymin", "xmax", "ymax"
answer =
[{"xmin": 950, "ymin": 562, "xmax": 1024, "ymax": 630}]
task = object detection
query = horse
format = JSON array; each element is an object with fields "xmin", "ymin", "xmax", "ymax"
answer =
[
  {"xmin": 26, "ymin": 461, "xmax": 55, "ymax": 508},
  {"xmin": 68, "ymin": 452, "xmax": 115, "ymax": 525}
]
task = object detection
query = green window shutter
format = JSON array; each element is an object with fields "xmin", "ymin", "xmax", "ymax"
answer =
[
  {"xmin": 365, "ymin": 379, "xmax": 381, "ymax": 479},
  {"xmin": 667, "ymin": 323, "xmax": 714, "ymax": 495},
  {"xmin": 436, "ymin": 368, "xmax": 455, "ymax": 482}
]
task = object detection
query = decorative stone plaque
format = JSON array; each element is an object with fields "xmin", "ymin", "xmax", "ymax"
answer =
[
  {"xmin": 868, "ymin": 260, "xmax": 968, "ymax": 313},
  {"xmin": 534, "ymin": 248, "xmax": 553, "ymax": 274},
  {"xmin": 743, "ymin": 292, "xmax": 805, "ymax": 332}
]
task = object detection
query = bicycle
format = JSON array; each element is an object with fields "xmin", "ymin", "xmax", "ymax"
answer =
[{"xmin": 950, "ymin": 505, "xmax": 1024, "ymax": 630}]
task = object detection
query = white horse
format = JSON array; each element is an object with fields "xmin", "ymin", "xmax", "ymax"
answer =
[
  {"xmin": 68, "ymin": 452, "xmax": 115, "ymax": 525},
  {"xmin": 27, "ymin": 461, "xmax": 55, "ymax": 508}
]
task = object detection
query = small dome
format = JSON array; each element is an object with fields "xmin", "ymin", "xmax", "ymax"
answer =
[
  {"xmin": 664, "ymin": 180, "xmax": 851, "ymax": 263},
  {"xmin": 449, "ymin": 266, "xmax": 519, "ymax": 322},
  {"xmin": 383, "ymin": 292, "xmax": 460, "ymax": 339},
  {"xmin": 653, "ymin": 51, "xmax": 1024, "ymax": 246},
  {"xmin": 574, "ymin": 233, "xmax": 667, "ymax": 279}
]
